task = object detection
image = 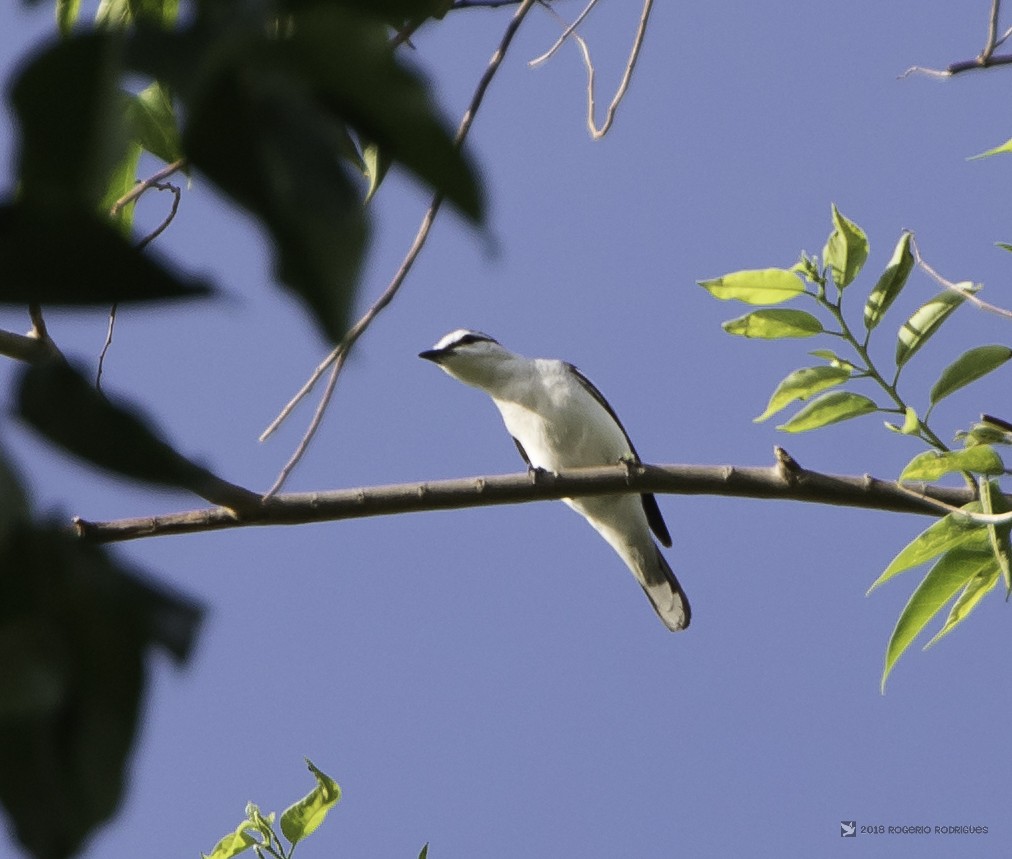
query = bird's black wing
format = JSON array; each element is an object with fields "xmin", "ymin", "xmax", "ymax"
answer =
[
  {"xmin": 566, "ymin": 363, "xmax": 672, "ymax": 548},
  {"xmin": 511, "ymin": 435, "xmax": 531, "ymax": 466}
]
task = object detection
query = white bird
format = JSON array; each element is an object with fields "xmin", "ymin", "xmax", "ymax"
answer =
[{"xmin": 419, "ymin": 329, "xmax": 690, "ymax": 631}]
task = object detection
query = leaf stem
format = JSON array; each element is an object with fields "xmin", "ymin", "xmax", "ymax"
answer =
[{"xmin": 819, "ymin": 292, "xmax": 950, "ymax": 452}]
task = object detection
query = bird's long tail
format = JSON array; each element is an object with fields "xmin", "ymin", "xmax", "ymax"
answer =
[{"xmin": 638, "ymin": 547, "xmax": 691, "ymax": 632}]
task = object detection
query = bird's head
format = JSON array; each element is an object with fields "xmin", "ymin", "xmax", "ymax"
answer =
[{"xmin": 419, "ymin": 329, "xmax": 516, "ymax": 390}]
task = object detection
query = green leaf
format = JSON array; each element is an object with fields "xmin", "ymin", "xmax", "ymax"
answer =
[
  {"xmin": 721, "ymin": 309, "xmax": 823, "ymax": 339},
  {"xmin": 790, "ymin": 252, "xmax": 821, "ymax": 283},
  {"xmin": 11, "ymin": 32, "xmax": 128, "ymax": 210},
  {"xmin": 957, "ymin": 415, "xmax": 1012, "ymax": 448},
  {"xmin": 201, "ymin": 823, "xmax": 258, "ymax": 859},
  {"xmin": 809, "ymin": 349, "xmax": 856, "ymax": 371},
  {"xmin": 0, "ymin": 202, "xmax": 211, "ymax": 305},
  {"xmin": 362, "ymin": 139, "xmax": 391, "ymax": 204},
  {"xmin": 864, "ymin": 231, "xmax": 913, "ymax": 331},
  {"xmin": 244, "ymin": 805, "xmax": 275, "ymax": 843},
  {"xmin": 899, "ymin": 446, "xmax": 1005, "ymax": 482},
  {"xmin": 968, "ymin": 137, "xmax": 1012, "ymax": 160},
  {"xmin": 776, "ymin": 391, "xmax": 878, "ymax": 432},
  {"xmin": 127, "ymin": 82, "xmax": 182, "ymax": 164},
  {"xmin": 924, "ymin": 565, "xmax": 1000, "ymax": 649},
  {"xmin": 895, "ymin": 286, "xmax": 976, "ymax": 368},
  {"xmin": 997, "ymin": 242, "xmax": 1012, "ymax": 253},
  {"xmin": 928, "ymin": 345, "xmax": 1012, "ymax": 408},
  {"xmin": 419, "ymin": 845, "xmax": 429, "ymax": 859},
  {"xmin": 754, "ymin": 365, "xmax": 851, "ymax": 422},
  {"xmin": 16, "ymin": 360, "xmax": 242, "ymax": 502},
  {"xmin": 980, "ymin": 478, "xmax": 1012, "ymax": 595},
  {"xmin": 697, "ymin": 268, "xmax": 805, "ymax": 305},
  {"xmin": 881, "ymin": 546, "xmax": 996, "ymax": 691},
  {"xmin": 900, "ymin": 405, "xmax": 920, "ymax": 434},
  {"xmin": 57, "ymin": 0, "xmax": 82, "ymax": 35},
  {"xmin": 868, "ymin": 506, "xmax": 987, "ymax": 592},
  {"xmin": 97, "ymin": 0, "xmax": 180, "ymax": 28},
  {"xmin": 100, "ymin": 140, "xmax": 142, "ymax": 232},
  {"xmin": 279, "ymin": 759, "xmax": 341, "ymax": 845},
  {"xmin": 822, "ymin": 204, "xmax": 868, "ymax": 288},
  {"xmin": 885, "ymin": 406, "xmax": 920, "ymax": 435}
]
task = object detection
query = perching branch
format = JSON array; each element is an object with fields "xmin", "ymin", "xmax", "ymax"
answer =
[
  {"xmin": 260, "ymin": 0, "xmax": 538, "ymax": 496},
  {"xmin": 72, "ymin": 455, "xmax": 994, "ymax": 545}
]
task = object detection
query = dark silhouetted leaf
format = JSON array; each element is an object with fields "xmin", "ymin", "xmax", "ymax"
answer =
[
  {"xmin": 0, "ymin": 201, "xmax": 211, "ymax": 304},
  {"xmin": 0, "ymin": 524, "xmax": 201, "ymax": 859},
  {"xmin": 11, "ymin": 32, "xmax": 127, "ymax": 210},
  {"xmin": 183, "ymin": 68, "xmax": 368, "ymax": 342},
  {"xmin": 17, "ymin": 360, "xmax": 235, "ymax": 500}
]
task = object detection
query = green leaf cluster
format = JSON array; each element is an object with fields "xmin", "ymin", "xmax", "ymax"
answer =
[
  {"xmin": 869, "ymin": 476, "xmax": 1012, "ymax": 691},
  {"xmin": 202, "ymin": 760, "xmax": 342, "ymax": 859},
  {"xmin": 699, "ymin": 206, "xmax": 1012, "ymax": 687}
]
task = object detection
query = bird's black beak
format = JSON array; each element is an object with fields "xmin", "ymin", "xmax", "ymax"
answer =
[{"xmin": 418, "ymin": 349, "xmax": 444, "ymax": 363}]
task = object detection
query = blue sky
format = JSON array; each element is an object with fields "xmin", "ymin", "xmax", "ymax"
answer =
[{"xmin": 3, "ymin": 1, "xmax": 1012, "ymax": 857}]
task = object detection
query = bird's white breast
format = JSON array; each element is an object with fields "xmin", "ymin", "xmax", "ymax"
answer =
[{"xmin": 491, "ymin": 359, "xmax": 631, "ymax": 471}]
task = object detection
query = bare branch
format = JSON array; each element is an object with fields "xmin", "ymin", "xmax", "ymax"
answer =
[
  {"xmin": 261, "ymin": 0, "xmax": 539, "ymax": 493},
  {"xmin": 111, "ymin": 158, "xmax": 186, "ymax": 217},
  {"xmin": 900, "ymin": 0, "xmax": 1012, "ymax": 77},
  {"xmin": 0, "ymin": 327, "xmax": 60, "ymax": 364},
  {"xmin": 532, "ymin": 0, "xmax": 653, "ymax": 139},
  {"xmin": 98, "ymin": 181, "xmax": 183, "ymax": 390},
  {"xmin": 983, "ymin": 0, "xmax": 1002, "ymax": 61},
  {"xmin": 73, "ymin": 458, "xmax": 995, "ymax": 545},
  {"xmin": 529, "ymin": 0, "xmax": 598, "ymax": 67},
  {"xmin": 910, "ymin": 235, "xmax": 1012, "ymax": 320}
]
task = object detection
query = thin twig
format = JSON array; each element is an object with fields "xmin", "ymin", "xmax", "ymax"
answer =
[
  {"xmin": 982, "ymin": 0, "xmax": 1002, "ymax": 62},
  {"xmin": 98, "ymin": 181, "xmax": 183, "ymax": 390},
  {"xmin": 910, "ymin": 235, "xmax": 1012, "ymax": 320},
  {"xmin": 900, "ymin": 0, "xmax": 1012, "ymax": 77},
  {"xmin": 261, "ymin": 0, "xmax": 538, "ymax": 495},
  {"xmin": 110, "ymin": 157, "xmax": 186, "ymax": 217},
  {"xmin": 533, "ymin": 0, "xmax": 653, "ymax": 139},
  {"xmin": 73, "ymin": 459, "xmax": 1003, "ymax": 545},
  {"xmin": 135, "ymin": 182, "xmax": 182, "ymax": 250},
  {"xmin": 96, "ymin": 305, "xmax": 118, "ymax": 393},
  {"xmin": 529, "ymin": 0, "xmax": 598, "ymax": 67},
  {"xmin": 891, "ymin": 479, "xmax": 1012, "ymax": 525}
]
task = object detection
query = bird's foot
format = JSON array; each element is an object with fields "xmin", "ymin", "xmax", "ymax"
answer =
[{"xmin": 527, "ymin": 464, "xmax": 553, "ymax": 485}]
